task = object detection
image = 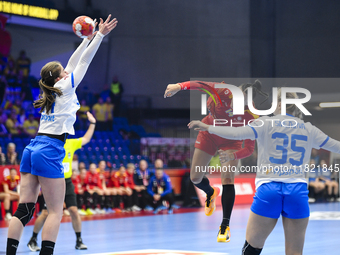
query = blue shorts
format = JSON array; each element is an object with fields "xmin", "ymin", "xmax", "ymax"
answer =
[
  {"xmin": 251, "ymin": 182, "xmax": 309, "ymax": 219},
  {"xmin": 20, "ymin": 136, "xmax": 66, "ymax": 178}
]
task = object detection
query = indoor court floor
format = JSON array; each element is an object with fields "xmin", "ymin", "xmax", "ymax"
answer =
[{"xmin": 0, "ymin": 203, "xmax": 339, "ymax": 255}]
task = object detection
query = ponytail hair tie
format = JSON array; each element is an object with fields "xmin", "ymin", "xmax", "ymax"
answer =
[{"xmin": 49, "ymin": 71, "xmax": 52, "ymax": 77}]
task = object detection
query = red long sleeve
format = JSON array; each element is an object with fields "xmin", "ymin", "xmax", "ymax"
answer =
[{"xmin": 233, "ymin": 139, "xmax": 255, "ymax": 160}]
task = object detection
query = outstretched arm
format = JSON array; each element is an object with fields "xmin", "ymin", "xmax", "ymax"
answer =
[
  {"xmin": 72, "ymin": 15, "xmax": 118, "ymax": 88},
  {"xmin": 321, "ymin": 138, "xmax": 340, "ymax": 154},
  {"xmin": 81, "ymin": 112, "xmax": 96, "ymax": 146},
  {"xmin": 65, "ymin": 19, "xmax": 98, "ymax": 73},
  {"xmin": 164, "ymin": 81, "xmax": 224, "ymax": 98},
  {"xmin": 187, "ymin": 120, "xmax": 256, "ymax": 140}
]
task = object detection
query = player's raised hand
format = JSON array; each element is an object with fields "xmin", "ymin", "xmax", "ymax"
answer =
[
  {"xmin": 98, "ymin": 14, "xmax": 118, "ymax": 36},
  {"xmin": 87, "ymin": 19, "xmax": 98, "ymax": 40},
  {"xmin": 87, "ymin": 111, "xmax": 96, "ymax": 123},
  {"xmin": 164, "ymin": 84, "xmax": 181, "ymax": 98},
  {"xmin": 187, "ymin": 120, "xmax": 209, "ymax": 131}
]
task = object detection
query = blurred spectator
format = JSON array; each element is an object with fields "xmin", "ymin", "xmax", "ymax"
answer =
[
  {"xmin": 319, "ymin": 159, "xmax": 339, "ymax": 201},
  {"xmin": 92, "ymin": 97, "xmax": 106, "ymax": 131},
  {"xmin": 71, "ymin": 170, "xmax": 86, "ymax": 215},
  {"xmin": 105, "ymin": 170, "xmax": 119, "ymax": 212},
  {"xmin": 18, "ymin": 108, "xmax": 26, "ymax": 126},
  {"xmin": 105, "ymin": 97, "xmax": 114, "ymax": 131},
  {"xmin": 100, "ymin": 84, "xmax": 111, "ymax": 101},
  {"xmin": 308, "ymin": 159, "xmax": 325, "ymax": 203},
  {"xmin": 6, "ymin": 111, "xmax": 22, "ymax": 137},
  {"xmin": 16, "ymin": 50, "xmax": 31, "ymax": 77},
  {"xmin": 0, "ymin": 115, "xmax": 8, "ymax": 137},
  {"xmin": 147, "ymin": 168, "xmax": 174, "ymax": 214},
  {"xmin": 84, "ymin": 163, "xmax": 105, "ymax": 214},
  {"xmin": 6, "ymin": 143, "xmax": 18, "ymax": 165},
  {"xmin": 12, "ymin": 99, "xmax": 23, "ymax": 115},
  {"xmin": 77, "ymin": 100, "xmax": 90, "ymax": 130},
  {"xmin": 0, "ymin": 178, "xmax": 11, "ymax": 220},
  {"xmin": 3, "ymin": 56, "xmax": 16, "ymax": 85},
  {"xmin": 72, "ymin": 154, "xmax": 80, "ymax": 174},
  {"xmin": 113, "ymin": 166, "xmax": 133, "ymax": 211},
  {"xmin": 167, "ymin": 154, "xmax": 183, "ymax": 168},
  {"xmin": 110, "ymin": 76, "xmax": 124, "ymax": 116},
  {"xmin": 133, "ymin": 160, "xmax": 154, "ymax": 210},
  {"xmin": 311, "ymin": 149, "xmax": 320, "ymax": 166},
  {"xmin": 21, "ymin": 81, "xmax": 33, "ymax": 103},
  {"xmin": 23, "ymin": 114, "xmax": 38, "ymax": 137},
  {"xmin": 126, "ymin": 163, "xmax": 141, "ymax": 212},
  {"xmin": 79, "ymin": 162, "xmax": 86, "ymax": 171},
  {"xmin": 0, "ymin": 146, "xmax": 6, "ymax": 165},
  {"xmin": 154, "ymin": 159, "xmax": 163, "ymax": 169},
  {"xmin": 0, "ymin": 75, "xmax": 7, "ymax": 104},
  {"xmin": 3, "ymin": 168, "xmax": 20, "ymax": 201}
]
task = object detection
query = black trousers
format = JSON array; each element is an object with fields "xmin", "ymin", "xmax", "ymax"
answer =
[{"xmin": 147, "ymin": 193, "xmax": 175, "ymax": 210}]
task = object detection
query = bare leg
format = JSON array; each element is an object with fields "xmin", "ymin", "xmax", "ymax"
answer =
[
  {"xmin": 38, "ymin": 176, "xmax": 65, "ymax": 242},
  {"xmin": 282, "ymin": 216, "xmax": 309, "ymax": 255},
  {"xmin": 68, "ymin": 206, "xmax": 81, "ymax": 233},
  {"xmin": 0, "ymin": 193, "xmax": 10, "ymax": 210},
  {"xmin": 246, "ymin": 211, "xmax": 278, "ymax": 249},
  {"xmin": 190, "ymin": 148, "xmax": 213, "ymax": 184},
  {"xmin": 7, "ymin": 173, "xmax": 40, "ymax": 241},
  {"xmin": 33, "ymin": 209, "xmax": 48, "ymax": 234}
]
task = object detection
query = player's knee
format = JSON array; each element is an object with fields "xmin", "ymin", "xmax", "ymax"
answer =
[
  {"xmin": 242, "ymin": 240, "xmax": 262, "ymax": 255},
  {"xmin": 222, "ymin": 178, "xmax": 234, "ymax": 185},
  {"xmin": 190, "ymin": 176, "xmax": 203, "ymax": 184},
  {"xmin": 41, "ymin": 209, "xmax": 49, "ymax": 217},
  {"xmin": 13, "ymin": 203, "xmax": 36, "ymax": 227},
  {"xmin": 68, "ymin": 206, "xmax": 78, "ymax": 216}
]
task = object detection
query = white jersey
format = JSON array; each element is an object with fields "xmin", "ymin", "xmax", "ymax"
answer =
[
  {"xmin": 209, "ymin": 114, "xmax": 340, "ymax": 189},
  {"xmin": 38, "ymin": 32, "xmax": 104, "ymax": 135},
  {"xmin": 38, "ymin": 73, "xmax": 80, "ymax": 135},
  {"xmin": 249, "ymin": 114, "xmax": 329, "ymax": 188}
]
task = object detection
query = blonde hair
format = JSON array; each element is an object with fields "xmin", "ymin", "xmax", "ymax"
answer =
[
  {"xmin": 127, "ymin": 163, "xmax": 135, "ymax": 169},
  {"xmin": 277, "ymin": 88, "xmax": 302, "ymax": 118},
  {"xmin": 33, "ymin": 61, "xmax": 63, "ymax": 114}
]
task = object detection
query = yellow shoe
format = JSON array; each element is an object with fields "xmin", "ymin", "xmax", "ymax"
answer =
[
  {"xmin": 205, "ymin": 187, "xmax": 220, "ymax": 216},
  {"xmin": 85, "ymin": 208, "xmax": 93, "ymax": 215},
  {"xmin": 217, "ymin": 225, "xmax": 230, "ymax": 243}
]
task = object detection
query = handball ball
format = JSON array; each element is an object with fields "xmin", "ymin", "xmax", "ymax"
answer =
[{"xmin": 72, "ymin": 16, "xmax": 94, "ymax": 38}]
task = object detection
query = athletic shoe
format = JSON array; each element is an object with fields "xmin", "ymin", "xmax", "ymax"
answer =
[
  {"xmin": 27, "ymin": 237, "xmax": 41, "ymax": 252},
  {"xmin": 144, "ymin": 205, "xmax": 154, "ymax": 211},
  {"xmin": 217, "ymin": 225, "xmax": 230, "ymax": 243},
  {"xmin": 115, "ymin": 208, "xmax": 122, "ymax": 213},
  {"xmin": 75, "ymin": 238, "xmax": 87, "ymax": 250},
  {"xmin": 337, "ymin": 197, "xmax": 340, "ymax": 202},
  {"xmin": 132, "ymin": 205, "xmax": 141, "ymax": 212},
  {"xmin": 86, "ymin": 208, "xmax": 94, "ymax": 215},
  {"xmin": 125, "ymin": 207, "xmax": 132, "ymax": 212},
  {"xmin": 153, "ymin": 206, "xmax": 162, "ymax": 214},
  {"xmin": 205, "ymin": 187, "xmax": 220, "ymax": 216},
  {"xmin": 172, "ymin": 204, "xmax": 180, "ymax": 209},
  {"xmin": 78, "ymin": 209, "xmax": 87, "ymax": 216},
  {"xmin": 95, "ymin": 208, "xmax": 105, "ymax": 214},
  {"xmin": 63, "ymin": 209, "xmax": 70, "ymax": 216},
  {"xmin": 105, "ymin": 208, "xmax": 115, "ymax": 214},
  {"xmin": 5, "ymin": 212, "xmax": 12, "ymax": 221},
  {"xmin": 168, "ymin": 208, "xmax": 173, "ymax": 214},
  {"xmin": 308, "ymin": 198, "xmax": 316, "ymax": 203}
]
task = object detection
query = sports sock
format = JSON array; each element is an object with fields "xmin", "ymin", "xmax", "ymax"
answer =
[
  {"xmin": 5, "ymin": 209, "xmax": 11, "ymax": 214},
  {"xmin": 39, "ymin": 240, "xmax": 55, "ymax": 255},
  {"xmin": 6, "ymin": 238, "xmax": 19, "ymax": 255},
  {"xmin": 75, "ymin": 232, "xmax": 81, "ymax": 239},
  {"xmin": 32, "ymin": 232, "xmax": 38, "ymax": 239},
  {"xmin": 194, "ymin": 177, "xmax": 214, "ymax": 197},
  {"xmin": 105, "ymin": 195, "xmax": 111, "ymax": 209},
  {"xmin": 242, "ymin": 240, "xmax": 262, "ymax": 255},
  {"xmin": 221, "ymin": 184, "xmax": 235, "ymax": 226}
]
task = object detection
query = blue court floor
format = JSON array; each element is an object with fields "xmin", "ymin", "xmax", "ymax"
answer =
[{"xmin": 0, "ymin": 202, "xmax": 339, "ymax": 255}]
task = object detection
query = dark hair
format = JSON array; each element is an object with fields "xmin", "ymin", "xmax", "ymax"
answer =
[
  {"xmin": 33, "ymin": 61, "xmax": 63, "ymax": 114},
  {"xmin": 239, "ymin": 79, "xmax": 269, "ymax": 105}
]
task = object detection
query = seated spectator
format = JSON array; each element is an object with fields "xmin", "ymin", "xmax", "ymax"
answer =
[
  {"xmin": 79, "ymin": 162, "xmax": 86, "ymax": 172},
  {"xmin": 113, "ymin": 166, "xmax": 133, "ymax": 211},
  {"xmin": 16, "ymin": 50, "xmax": 31, "ymax": 77},
  {"xmin": 6, "ymin": 111, "xmax": 22, "ymax": 137},
  {"xmin": 84, "ymin": 163, "xmax": 105, "ymax": 215},
  {"xmin": 23, "ymin": 114, "xmax": 38, "ymax": 137},
  {"xmin": 0, "ymin": 115, "xmax": 8, "ymax": 138},
  {"xmin": 12, "ymin": 98, "xmax": 22, "ymax": 115},
  {"xmin": 0, "ymin": 146, "xmax": 6, "ymax": 165},
  {"xmin": 147, "ymin": 168, "xmax": 175, "ymax": 214},
  {"xmin": 77, "ymin": 100, "xmax": 90, "ymax": 130},
  {"xmin": 6, "ymin": 143, "xmax": 18, "ymax": 165},
  {"xmin": 319, "ymin": 159, "xmax": 339, "ymax": 201},
  {"xmin": 126, "ymin": 163, "xmax": 141, "ymax": 212},
  {"xmin": 92, "ymin": 97, "xmax": 106, "ymax": 131},
  {"xmin": 134, "ymin": 160, "xmax": 154, "ymax": 210},
  {"xmin": 96, "ymin": 160, "xmax": 114, "ymax": 213},
  {"xmin": 105, "ymin": 170, "xmax": 119, "ymax": 212},
  {"xmin": 0, "ymin": 75, "xmax": 8, "ymax": 104},
  {"xmin": 3, "ymin": 56, "xmax": 16, "ymax": 85},
  {"xmin": 0, "ymin": 179, "xmax": 11, "ymax": 220},
  {"xmin": 3, "ymin": 168, "xmax": 20, "ymax": 201},
  {"xmin": 308, "ymin": 159, "xmax": 325, "ymax": 203},
  {"xmin": 105, "ymin": 97, "xmax": 114, "ymax": 131},
  {"xmin": 71, "ymin": 170, "xmax": 86, "ymax": 215}
]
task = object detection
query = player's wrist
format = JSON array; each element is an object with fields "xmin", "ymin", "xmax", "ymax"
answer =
[{"xmin": 89, "ymin": 121, "xmax": 96, "ymax": 125}]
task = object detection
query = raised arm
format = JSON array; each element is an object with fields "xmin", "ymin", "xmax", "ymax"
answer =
[
  {"xmin": 64, "ymin": 38, "xmax": 90, "ymax": 74},
  {"xmin": 72, "ymin": 15, "xmax": 118, "ymax": 88},
  {"xmin": 320, "ymin": 138, "xmax": 340, "ymax": 154},
  {"xmin": 187, "ymin": 120, "xmax": 256, "ymax": 140},
  {"xmin": 164, "ymin": 80, "xmax": 223, "ymax": 98},
  {"xmin": 81, "ymin": 112, "xmax": 96, "ymax": 146}
]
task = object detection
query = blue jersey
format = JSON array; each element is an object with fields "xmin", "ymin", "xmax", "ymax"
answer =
[{"xmin": 147, "ymin": 174, "xmax": 172, "ymax": 197}]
